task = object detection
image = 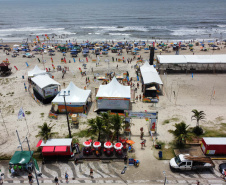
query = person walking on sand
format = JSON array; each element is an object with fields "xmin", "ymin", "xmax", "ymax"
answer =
[
  {"xmin": 139, "ymin": 94, "xmax": 142, "ymax": 101},
  {"xmin": 124, "ymin": 155, "xmax": 128, "ymax": 165},
  {"xmin": 140, "ymin": 131, "xmax": 144, "ymax": 140},
  {"xmin": 54, "ymin": 177, "xmax": 59, "ymax": 185},
  {"xmin": 28, "ymin": 173, "xmax": 33, "ymax": 185},
  {"xmin": 90, "ymin": 168, "xmax": 93, "ymax": 178},
  {"xmin": 65, "ymin": 172, "xmax": 69, "ymax": 183}
]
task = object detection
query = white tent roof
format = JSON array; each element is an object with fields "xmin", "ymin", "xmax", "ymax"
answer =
[
  {"xmin": 28, "ymin": 65, "xmax": 47, "ymax": 77},
  {"xmin": 203, "ymin": 137, "xmax": 226, "ymax": 145},
  {"xmin": 96, "ymin": 77, "xmax": 130, "ymax": 98},
  {"xmin": 31, "ymin": 75, "xmax": 60, "ymax": 89},
  {"xmin": 40, "ymin": 138, "xmax": 72, "ymax": 146},
  {"xmin": 52, "ymin": 82, "xmax": 91, "ymax": 105},
  {"xmin": 140, "ymin": 61, "xmax": 163, "ymax": 85},
  {"xmin": 157, "ymin": 55, "xmax": 226, "ymax": 64}
]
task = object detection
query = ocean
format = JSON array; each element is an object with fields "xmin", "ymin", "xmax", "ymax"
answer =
[{"xmin": 0, "ymin": 0, "xmax": 226, "ymax": 42}]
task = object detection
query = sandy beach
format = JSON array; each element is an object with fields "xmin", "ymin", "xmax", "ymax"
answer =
[{"xmin": 0, "ymin": 40, "xmax": 226, "ymax": 157}]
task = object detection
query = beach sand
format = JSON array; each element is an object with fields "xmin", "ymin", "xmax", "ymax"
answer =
[{"xmin": 0, "ymin": 41, "xmax": 226, "ymax": 156}]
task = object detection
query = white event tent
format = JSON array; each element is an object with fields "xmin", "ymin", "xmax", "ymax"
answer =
[
  {"xmin": 157, "ymin": 55, "xmax": 226, "ymax": 64},
  {"xmin": 52, "ymin": 82, "xmax": 91, "ymax": 113},
  {"xmin": 96, "ymin": 77, "xmax": 130, "ymax": 110},
  {"xmin": 140, "ymin": 61, "xmax": 163, "ymax": 85},
  {"xmin": 28, "ymin": 65, "xmax": 47, "ymax": 77},
  {"xmin": 31, "ymin": 74, "xmax": 60, "ymax": 104}
]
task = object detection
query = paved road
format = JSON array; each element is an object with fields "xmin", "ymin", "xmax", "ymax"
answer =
[{"xmin": 0, "ymin": 160, "xmax": 226, "ymax": 184}]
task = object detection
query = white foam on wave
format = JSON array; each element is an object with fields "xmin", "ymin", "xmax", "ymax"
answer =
[
  {"xmin": 170, "ymin": 28, "xmax": 210, "ymax": 36},
  {"xmin": 81, "ymin": 26, "xmax": 148, "ymax": 32},
  {"xmin": 109, "ymin": 33, "xmax": 131, "ymax": 36},
  {"xmin": 217, "ymin": 25, "xmax": 226, "ymax": 28},
  {"xmin": 0, "ymin": 27, "xmax": 65, "ymax": 32}
]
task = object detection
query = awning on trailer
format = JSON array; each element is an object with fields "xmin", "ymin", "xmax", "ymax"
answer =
[
  {"xmin": 54, "ymin": 146, "xmax": 67, "ymax": 152},
  {"xmin": 42, "ymin": 146, "xmax": 55, "ymax": 152}
]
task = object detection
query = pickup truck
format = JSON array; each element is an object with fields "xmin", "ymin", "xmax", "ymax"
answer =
[{"xmin": 170, "ymin": 154, "xmax": 215, "ymax": 171}]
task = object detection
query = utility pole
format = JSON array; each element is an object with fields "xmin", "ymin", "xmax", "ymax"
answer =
[
  {"xmin": 60, "ymin": 91, "xmax": 72, "ymax": 138},
  {"xmin": 163, "ymin": 171, "xmax": 167, "ymax": 185},
  {"xmin": 16, "ymin": 130, "xmax": 23, "ymax": 151},
  {"xmin": 26, "ymin": 137, "xmax": 39, "ymax": 185}
]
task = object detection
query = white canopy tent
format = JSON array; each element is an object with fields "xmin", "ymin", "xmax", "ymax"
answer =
[
  {"xmin": 157, "ymin": 55, "xmax": 226, "ymax": 64},
  {"xmin": 140, "ymin": 61, "xmax": 163, "ymax": 85},
  {"xmin": 96, "ymin": 77, "xmax": 130, "ymax": 98},
  {"xmin": 52, "ymin": 82, "xmax": 91, "ymax": 106},
  {"xmin": 28, "ymin": 65, "xmax": 47, "ymax": 77},
  {"xmin": 31, "ymin": 75, "xmax": 60, "ymax": 89},
  {"xmin": 96, "ymin": 77, "xmax": 130, "ymax": 110}
]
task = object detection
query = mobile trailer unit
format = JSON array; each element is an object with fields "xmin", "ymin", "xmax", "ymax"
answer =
[{"xmin": 201, "ymin": 137, "xmax": 226, "ymax": 155}]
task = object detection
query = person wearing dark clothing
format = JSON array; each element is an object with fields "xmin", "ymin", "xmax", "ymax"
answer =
[
  {"xmin": 28, "ymin": 173, "xmax": 33, "ymax": 185},
  {"xmin": 54, "ymin": 177, "xmax": 59, "ymax": 185},
  {"xmin": 124, "ymin": 155, "xmax": 128, "ymax": 164}
]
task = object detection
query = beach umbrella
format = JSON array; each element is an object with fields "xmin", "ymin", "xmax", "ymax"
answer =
[
  {"xmin": 144, "ymin": 48, "xmax": 149, "ymax": 50},
  {"xmin": 93, "ymin": 141, "xmax": 101, "ymax": 148},
  {"xmin": 188, "ymin": 44, "xmax": 193, "ymax": 47},
  {"xmin": 114, "ymin": 142, "xmax": 123, "ymax": 150},
  {"xmin": 104, "ymin": 142, "xmax": 112, "ymax": 149},
  {"xmin": 126, "ymin": 140, "xmax": 135, "ymax": 145},
  {"xmin": 71, "ymin": 49, "xmax": 77, "ymax": 52},
  {"xmin": 134, "ymin": 47, "xmax": 139, "ymax": 51},
  {"xmin": 83, "ymin": 141, "xmax": 91, "ymax": 147},
  {"xmin": 48, "ymin": 50, "xmax": 55, "ymax": 52},
  {"xmin": 181, "ymin": 45, "xmax": 186, "ymax": 47}
]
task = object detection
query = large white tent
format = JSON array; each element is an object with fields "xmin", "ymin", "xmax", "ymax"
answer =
[
  {"xmin": 140, "ymin": 61, "xmax": 163, "ymax": 85},
  {"xmin": 28, "ymin": 65, "xmax": 47, "ymax": 77},
  {"xmin": 157, "ymin": 55, "xmax": 226, "ymax": 64},
  {"xmin": 96, "ymin": 77, "xmax": 130, "ymax": 110},
  {"xmin": 52, "ymin": 82, "xmax": 91, "ymax": 113}
]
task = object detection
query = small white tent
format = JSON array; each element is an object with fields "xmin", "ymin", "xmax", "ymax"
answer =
[
  {"xmin": 96, "ymin": 77, "xmax": 130, "ymax": 110},
  {"xmin": 28, "ymin": 65, "xmax": 47, "ymax": 77},
  {"xmin": 52, "ymin": 82, "xmax": 91, "ymax": 113},
  {"xmin": 31, "ymin": 75, "xmax": 60, "ymax": 104}
]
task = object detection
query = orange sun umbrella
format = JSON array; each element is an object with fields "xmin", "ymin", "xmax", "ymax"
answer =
[{"xmin": 126, "ymin": 140, "xmax": 135, "ymax": 145}]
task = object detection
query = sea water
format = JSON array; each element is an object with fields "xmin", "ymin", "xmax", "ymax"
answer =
[{"xmin": 0, "ymin": 0, "xmax": 226, "ymax": 42}]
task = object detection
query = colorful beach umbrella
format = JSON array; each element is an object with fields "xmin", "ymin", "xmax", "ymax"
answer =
[
  {"xmin": 83, "ymin": 141, "xmax": 91, "ymax": 147},
  {"xmin": 114, "ymin": 142, "xmax": 123, "ymax": 150},
  {"xmin": 93, "ymin": 141, "xmax": 101, "ymax": 148},
  {"xmin": 126, "ymin": 140, "xmax": 135, "ymax": 145},
  {"xmin": 104, "ymin": 142, "xmax": 112, "ymax": 149}
]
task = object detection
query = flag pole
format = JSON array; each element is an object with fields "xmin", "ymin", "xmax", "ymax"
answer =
[{"xmin": 25, "ymin": 117, "xmax": 29, "ymax": 133}]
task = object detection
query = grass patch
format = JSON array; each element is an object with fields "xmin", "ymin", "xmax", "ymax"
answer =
[
  {"xmin": 73, "ymin": 129, "xmax": 90, "ymax": 138},
  {"xmin": 25, "ymin": 111, "xmax": 31, "ymax": 115},
  {"xmin": 162, "ymin": 117, "xmax": 179, "ymax": 125},
  {"xmin": 40, "ymin": 113, "xmax": 44, "ymax": 117},
  {"xmin": 0, "ymin": 155, "xmax": 11, "ymax": 160},
  {"xmin": 220, "ymin": 123, "xmax": 226, "ymax": 129},
  {"xmin": 163, "ymin": 119, "xmax": 170, "ymax": 125},
  {"xmin": 215, "ymin": 116, "xmax": 224, "ymax": 122},
  {"xmin": 202, "ymin": 127, "xmax": 226, "ymax": 137},
  {"xmin": 154, "ymin": 146, "xmax": 175, "ymax": 160}
]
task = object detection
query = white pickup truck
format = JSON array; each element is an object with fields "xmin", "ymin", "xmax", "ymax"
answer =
[{"xmin": 170, "ymin": 154, "xmax": 215, "ymax": 171}]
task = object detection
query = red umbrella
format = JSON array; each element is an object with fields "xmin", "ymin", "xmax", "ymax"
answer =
[
  {"xmin": 83, "ymin": 141, "xmax": 91, "ymax": 147},
  {"xmin": 93, "ymin": 141, "xmax": 101, "ymax": 148},
  {"xmin": 114, "ymin": 142, "xmax": 123, "ymax": 150},
  {"xmin": 104, "ymin": 142, "xmax": 112, "ymax": 149}
]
